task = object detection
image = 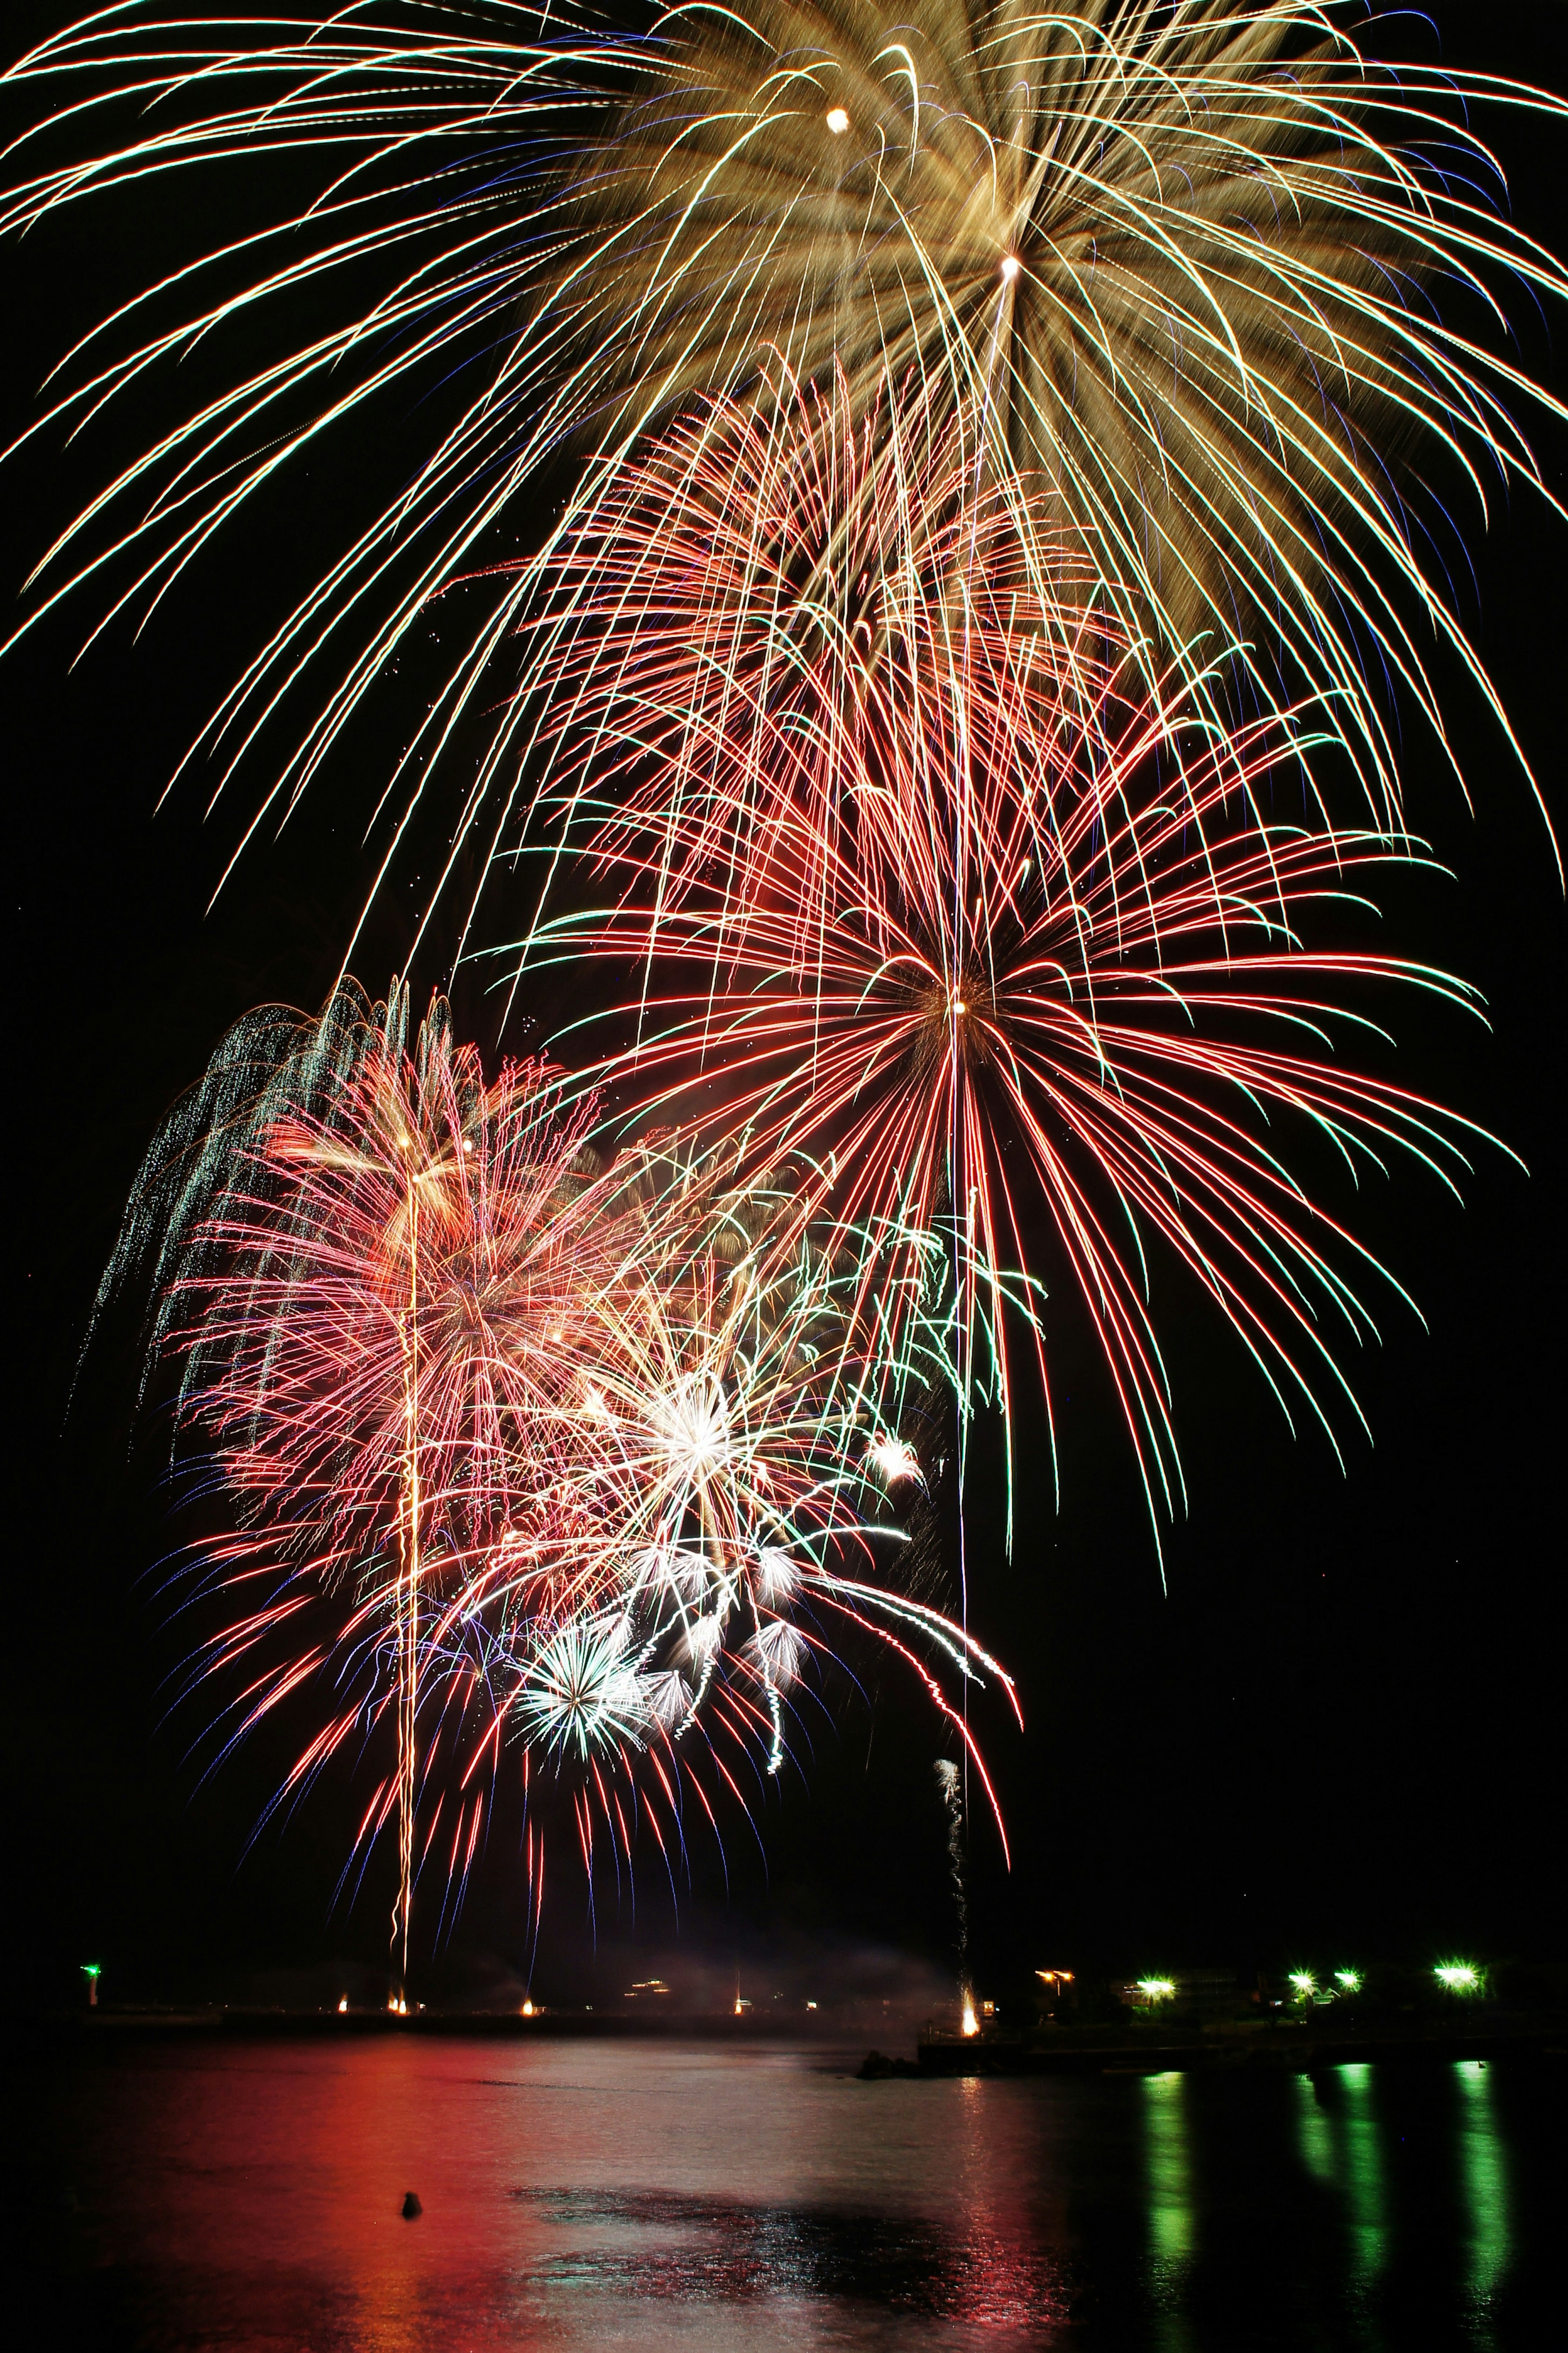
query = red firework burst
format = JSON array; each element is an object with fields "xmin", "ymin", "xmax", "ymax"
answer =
[
  {"xmin": 548, "ymin": 677, "xmax": 1488, "ymax": 1550},
  {"xmin": 132, "ymin": 988, "xmax": 1016, "ymax": 1964},
  {"xmin": 517, "ymin": 361, "xmax": 1132, "ymax": 970}
]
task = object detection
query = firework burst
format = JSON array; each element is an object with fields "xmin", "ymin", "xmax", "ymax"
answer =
[
  {"xmin": 535, "ymin": 672, "xmax": 1494, "ymax": 1554},
  {"xmin": 4, "ymin": 2, "xmax": 1565, "ymax": 914},
  {"xmin": 31, "ymin": 2, "xmax": 1557, "ymax": 1969},
  {"xmin": 108, "ymin": 982, "xmax": 1016, "ymax": 1961},
  {"xmin": 518, "ymin": 359, "xmax": 1121, "ymax": 968}
]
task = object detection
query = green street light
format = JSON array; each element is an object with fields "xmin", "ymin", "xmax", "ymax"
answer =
[
  {"xmin": 1135, "ymin": 1977, "xmax": 1176, "ymax": 2009},
  {"xmin": 1435, "ymin": 1961, "xmax": 1482, "ymax": 1994},
  {"xmin": 1334, "ymin": 1969, "xmax": 1361, "ymax": 1993},
  {"xmin": 81, "ymin": 1963, "xmax": 101, "ymax": 2010},
  {"xmin": 1289, "ymin": 1970, "xmax": 1316, "ymax": 2001}
]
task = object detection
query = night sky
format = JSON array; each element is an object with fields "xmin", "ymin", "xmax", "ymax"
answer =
[{"xmin": 4, "ymin": 2, "xmax": 1564, "ymax": 2015}]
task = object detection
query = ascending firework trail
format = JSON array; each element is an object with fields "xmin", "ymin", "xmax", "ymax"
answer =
[{"xmin": 936, "ymin": 1758, "xmax": 971, "ymax": 2022}]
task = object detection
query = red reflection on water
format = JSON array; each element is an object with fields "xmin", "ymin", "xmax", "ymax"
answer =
[{"xmin": 53, "ymin": 2037, "xmax": 1071, "ymax": 2349}]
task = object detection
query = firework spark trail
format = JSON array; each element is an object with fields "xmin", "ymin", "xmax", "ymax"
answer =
[
  {"xmin": 935, "ymin": 1757, "xmax": 969, "ymax": 2010},
  {"xmin": 4, "ymin": 2, "xmax": 1567, "ymax": 930}
]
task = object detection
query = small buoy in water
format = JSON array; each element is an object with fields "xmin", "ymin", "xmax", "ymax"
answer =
[{"xmin": 401, "ymin": 2192, "xmax": 422, "ymax": 2220}]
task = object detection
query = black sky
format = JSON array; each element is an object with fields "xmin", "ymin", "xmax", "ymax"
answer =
[{"xmin": 3, "ymin": 2, "xmax": 1564, "ymax": 2012}]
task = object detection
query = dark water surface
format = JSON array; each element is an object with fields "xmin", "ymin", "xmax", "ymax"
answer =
[{"xmin": 12, "ymin": 2036, "xmax": 1559, "ymax": 2350}]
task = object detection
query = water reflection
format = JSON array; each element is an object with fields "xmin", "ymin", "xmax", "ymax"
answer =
[
  {"xmin": 24, "ymin": 2036, "xmax": 1553, "ymax": 2351},
  {"xmin": 1292, "ymin": 2071, "xmax": 1335, "ymax": 2187},
  {"xmin": 1140, "ymin": 2072, "xmax": 1196, "ymax": 2353},
  {"xmin": 1456, "ymin": 2059, "xmax": 1510, "ymax": 2322},
  {"xmin": 1336, "ymin": 2061, "xmax": 1386, "ymax": 2286},
  {"xmin": 1142, "ymin": 2068, "xmax": 1194, "ymax": 2266},
  {"xmin": 521, "ymin": 2183, "xmax": 1067, "ymax": 2328}
]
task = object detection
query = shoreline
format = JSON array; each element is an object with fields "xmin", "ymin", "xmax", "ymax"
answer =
[{"xmin": 23, "ymin": 2007, "xmax": 1568, "ymax": 2072}]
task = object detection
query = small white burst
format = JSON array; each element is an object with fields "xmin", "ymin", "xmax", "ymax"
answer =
[
  {"xmin": 747, "ymin": 1619, "xmax": 803, "ymax": 1689},
  {"xmin": 869, "ymin": 1435, "xmax": 924, "ymax": 1489},
  {"xmin": 656, "ymin": 1547, "xmax": 717, "ymax": 1603},
  {"xmin": 755, "ymin": 1547, "xmax": 797, "ymax": 1604},
  {"xmin": 684, "ymin": 1613, "xmax": 724, "ymax": 1664},
  {"xmin": 825, "ymin": 106, "xmax": 850, "ymax": 134},
  {"xmin": 1000, "ymin": 253, "xmax": 1022, "ymax": 284},
  {"xmin": 643, "ymin": 1669, "xmax": 692, "ymax": 1728},
  {"xmin": 650, "ymin": 1376, "xmax": 730, "ymax": 1482}
]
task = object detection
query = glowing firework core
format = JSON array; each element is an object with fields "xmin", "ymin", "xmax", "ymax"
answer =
[{"xmin": 870, "ymin": 1436, "xmax": 922, "ymax": 1488}]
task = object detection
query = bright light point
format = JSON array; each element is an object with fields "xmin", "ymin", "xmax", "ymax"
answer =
[
  {"xmin": 961, "ymin": 1995, "xmax": 979, "ymax": 2036},
  {"xmin": 1436, "ymin": 1962, "xmax": 1481, "ymax": 1992},
  {"xmin": 337, "ymin": 1996, "xmax": 348, "ymax": 2013},
  {"xmin": 1335, "ymin": 1969, "xmax": 1361, "ymax": 1992},
  {"xmin": 825, "ymin": 106, "xmax": 849, "ymax": 134},
  {"xmin": 1290, "ymin": 1970, "xmax": 1316, "ymax": 1998},
  {"xmin": 1136, "ymin": 1977, "xmax": 1175, "ymax": 2001},
  {"xmin": 652, "ymin": 1378, "xmax": 730, "ymax": 1479},
  {"xmin": 953, "ymin": 999, "xmax": 966, "ymax": 1014},
  {"xmin": 1000, "ymin": 254, "xmax": 1022, "ymax": 283},
  {"xmin": 869, "ymin": 1434, "xmax": 922, "ymax": 1487},
  {"xmin": 521, "ymin": 1998, "xmax": 535, "ymax": 2016}
]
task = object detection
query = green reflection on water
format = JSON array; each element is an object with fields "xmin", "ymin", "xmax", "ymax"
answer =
[
  {"xmin": 1337, "ymin": 2062, "xmax": 1385, "ymax": 2281},
  {"xmin": 1293, "ymin": 2072, "xmax": 1335, "ymax": 2186},
  {"xmin": 1143, "ymin": 2069, "xmax": 1194, "ymax": 2266},
  {"xmin": 1456, "ymin": 2059, "xmax": 1510, "ymax": 2309}
]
